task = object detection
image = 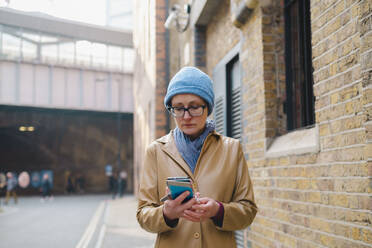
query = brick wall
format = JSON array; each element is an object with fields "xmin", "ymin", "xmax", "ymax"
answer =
[
  {"xmin": 248, "ymin": 1, "xmax": 371, "ymax": 247},
  {"xmin": 133, "ymin": 0, "xmax": 170, "ymax": 194},
  {"xmin": 155, "ymin": 0, "xmax": 170, "ymax": 138},
  {"xmin": 164, "ymin": 0, "xmax": 372, "ymax": 247},
  {"xmin": 133, "ymin": 0, "xmax": 371, "ymax": 246},
  {"xmin": 206, "ymin": 0, "xmax": 241, "ymax": 74}
]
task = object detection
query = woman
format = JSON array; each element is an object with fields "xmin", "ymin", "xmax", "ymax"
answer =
[{"xmin": 137, "ymin": 66, "xmax": 257, "ymax": 248}]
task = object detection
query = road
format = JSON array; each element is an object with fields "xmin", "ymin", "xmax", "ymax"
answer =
[{"xmin": 0, "ymin": 195, "xmax": 156, "ymax": 248}]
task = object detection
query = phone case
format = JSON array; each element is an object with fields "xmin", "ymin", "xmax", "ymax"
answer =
[{"xmin": 166, "ymin": 179, "xmax": 194, "ymax": 203}]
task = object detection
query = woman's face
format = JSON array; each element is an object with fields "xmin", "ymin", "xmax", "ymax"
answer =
[{"xmin": 171, "ymin": 94, "xmax": 208, "ymax": 139}]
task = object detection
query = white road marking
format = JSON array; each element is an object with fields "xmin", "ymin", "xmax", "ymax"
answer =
[
  {"xmin": 75, "ymin": 201, "xmax": 105, "ymax": 248},
  {"xmin": 94, "ymin": 224, "xmax": 106, "ymax": 248},
  {"xmin": 94, "ymin": 202, "xmax": 110, "ymax": 248}
]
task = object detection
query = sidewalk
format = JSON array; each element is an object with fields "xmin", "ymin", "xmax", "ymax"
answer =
[
  {"xmin": 0, "ymin": 194, "xmax": 156, "ymax": 248},
  {"xmin": 91, "ymin": 195, "xmax": 156, "ymax": 248}
]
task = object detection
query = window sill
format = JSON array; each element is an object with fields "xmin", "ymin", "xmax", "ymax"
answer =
[{"xmin": 265, "ymin": 125, "xmax": 319, "ymax": 158}]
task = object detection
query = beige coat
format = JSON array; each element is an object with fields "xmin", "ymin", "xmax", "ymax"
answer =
[{"xmin": 137, "ymin": 130, "xmax": 257, "ymax": 248}]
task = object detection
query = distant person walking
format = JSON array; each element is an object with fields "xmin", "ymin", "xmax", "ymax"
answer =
[
  {"xmin": 4, "ymin": 172, "xmax": 17, "ymax": 205},
  {"xmin": 65, "ymin": 170, "xmax": 74, "ymax": 194},
  {"xmin": 0, "ymin": 173, "xmax": 6, "ymax": 210},
  {"xmin": 40, "ymin": 173, "xmax": 53, "ymax": 202},
  {"xmin": 109, "ymin": 173, "xmax": 118, "ymax": 199},
  {"xmin": 118, "ymin": 170, "xmax": 128, "ymax": 197},
  {"xmin": 76, "ymin": 173, "xmax": 85, "ymax": 194}
]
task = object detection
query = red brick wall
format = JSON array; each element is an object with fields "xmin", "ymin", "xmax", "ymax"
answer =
[
  {"xmin": 155, "ymin": 0, "xmax": 170, "ymax": 138},
  {"xmin": 132, "ymin": 0, "xmax": 170, "ymax": 194}
]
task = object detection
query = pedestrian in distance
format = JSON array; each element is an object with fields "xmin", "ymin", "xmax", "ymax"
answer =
[
  {"xmin": 4, "ymin": 172, "xmax": 18, "ymax": 205},
  {"xmin": 40, "ymin": 173, "xmax": 53, "ymax": 202},
  {"xmin": 137, "ymin": 66, "xmax": 258, "ymax": 248},
  {"xmin": 65, "ymin": 170, "xmax": 74, "ymax": 194},
  {"xmin": 76, "ymin": 173, "xmax": 85, "ymax": 194},
  {"xmin": 0, "ymin": 172, "xmax": 6, "ymax": 211},
  {"xmin": 118, "ymin": 170, "xmax": 128, "ymax": 197},
  {"xmin": 110, "ymin": 172, "xmax": 118, "ymax": 200}
]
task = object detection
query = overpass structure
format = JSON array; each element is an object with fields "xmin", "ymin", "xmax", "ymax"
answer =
[
  {"xmin": 0, "ymin": 7, "xmax": 134, "ymax": 113},
  {"xmin": 0, "ymin": 7, "xmax": 135, "ymax": 194}
]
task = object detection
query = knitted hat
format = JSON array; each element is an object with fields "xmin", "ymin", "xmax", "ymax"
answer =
[{"xmin": 164, "ymin": 66, "xmax": 215, "ymax": 116}]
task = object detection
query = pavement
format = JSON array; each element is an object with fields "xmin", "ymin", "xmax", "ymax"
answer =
[
  {"xmin": 93, "ymin": 195, "xmax": 157, "ymax": 248},
  {"xmin": 0, "ymin": 194, "xmax": 157, "ymax": 248}
]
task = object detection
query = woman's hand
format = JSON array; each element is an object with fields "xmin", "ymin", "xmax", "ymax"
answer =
[
  {"xmin": 182, "ymin": 196, "xmax": 220, "ymax": 222},
  {"xmin": 163, "ymin": 188, "xmax": 197, "ymax": 220}
]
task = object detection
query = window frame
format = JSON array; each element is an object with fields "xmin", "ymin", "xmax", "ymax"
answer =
[{"xmin": 212, "ymin": 43, "xmax": 241, "ymax": 137}]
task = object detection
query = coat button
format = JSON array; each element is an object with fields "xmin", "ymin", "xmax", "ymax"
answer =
[{"xmin": 194, "ymin": 232, "xmax": 200, "ymax": 239}]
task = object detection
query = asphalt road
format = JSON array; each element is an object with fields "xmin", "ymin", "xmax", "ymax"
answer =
[{"xmin": 0, "ymin": 194, "xmax": 156, "ymax": 248}]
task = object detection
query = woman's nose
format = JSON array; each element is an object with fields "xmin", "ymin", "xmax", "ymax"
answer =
[{"xmin": 183, "ymin": 110, "xmax": 192, "ymax": 119}]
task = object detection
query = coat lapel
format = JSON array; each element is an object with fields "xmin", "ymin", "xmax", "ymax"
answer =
[
  {"xmin": 158, "ymin": 131, "xmax": 194, "ymax": 179},
  {"xmin": 193, "ymin": 131, "xmax": 221, "ymax": 176}
]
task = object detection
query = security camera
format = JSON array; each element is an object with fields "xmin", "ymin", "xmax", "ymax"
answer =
[
  {"xmin": 164, "ymin": 10, "xmax": 177, "ymax": 29},
  {"xmin": 164, "ymin": 4, "xmax": 191, "ymax": 32}
]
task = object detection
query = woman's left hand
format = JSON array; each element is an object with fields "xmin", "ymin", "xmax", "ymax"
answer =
[{"xmin": 182, "ymin": 196, "xmax": 220, "ymax": 222}]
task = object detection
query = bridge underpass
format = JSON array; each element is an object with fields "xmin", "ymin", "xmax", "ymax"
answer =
[
  {"xmin": 0, "ymin": 8, "xmax": 134, "ymax": 194},
  {"xmin": 0, "ymin": 106, "xmax": 133, "ymax": 194}
]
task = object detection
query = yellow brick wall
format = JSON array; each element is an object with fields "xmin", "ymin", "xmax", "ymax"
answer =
[
  {"xmin": 192, "ymin": 0, "xmax": 371, "ymax": 247},
  {"xmin": 135, "ymin": 0, "xmax": 372, "ymax": 246},
  {"xmin": 247, "ymin": 1, "xmax": 371, "ymax": 247}
]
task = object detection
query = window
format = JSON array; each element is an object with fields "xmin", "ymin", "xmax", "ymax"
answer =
[
  {"xmin": 284, "ymin": 0, "xmax": 314, "ymax": 131},
  {"xmin": 213, "ymin": 45, "xmax": 241, "ymax": 140},
  {"xmin": 226, "ymin": 55, "xmax": 241, "ymax": 140}
]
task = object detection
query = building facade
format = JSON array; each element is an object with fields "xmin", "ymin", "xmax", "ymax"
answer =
[
  {"xmin": 0, "ymin": 8, "xmax": 134, "ymax": 194},
  {"xmin": 133, "ymin": 0, "xmax": 371, "ymax": 247}
]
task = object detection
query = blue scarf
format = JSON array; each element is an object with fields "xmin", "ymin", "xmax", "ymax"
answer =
[{"xmin": 174, "ymin": 119, "xmax": 216, "ymax": 173}]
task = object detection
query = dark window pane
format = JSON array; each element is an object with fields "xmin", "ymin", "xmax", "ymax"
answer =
[
  {"xmin": 284, "ymin": 0, "xmax": 314, "ymax": 130},
  {"xmin": 226, "ymin": 55, "xmax": 241, "ymax": 140}
]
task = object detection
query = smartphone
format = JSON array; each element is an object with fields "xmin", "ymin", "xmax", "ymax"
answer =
[
  {"xmin": 166, "ymin": 177, "xmax": 191, "ymax": 182},
  {"xmin": 165, "ymin": 177, "xmax": 194, "ymax": 203}
]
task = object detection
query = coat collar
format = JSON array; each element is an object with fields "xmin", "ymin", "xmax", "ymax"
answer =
[{"xmin": 156, "ymin": 130, "xmax": 221, "ymax": 179}]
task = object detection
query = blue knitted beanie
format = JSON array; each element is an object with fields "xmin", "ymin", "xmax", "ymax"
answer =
[{"xmin": 164, "ymin": 66, "xmax": 215, "ymax": 116}]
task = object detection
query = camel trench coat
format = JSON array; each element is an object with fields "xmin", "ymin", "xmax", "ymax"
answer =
[{"xmin": 137, "ymin": 130, "xmax": 257, "ymax": 248}]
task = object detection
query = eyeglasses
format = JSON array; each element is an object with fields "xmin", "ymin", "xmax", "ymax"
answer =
[{"xmin": 168, "ymin": 105, "xmax": 206, "ymax": 117}]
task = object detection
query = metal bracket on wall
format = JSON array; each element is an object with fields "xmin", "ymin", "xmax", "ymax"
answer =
[{"xmin": 230, "ymin": 0, "xmax": 258, "ymax": 28}]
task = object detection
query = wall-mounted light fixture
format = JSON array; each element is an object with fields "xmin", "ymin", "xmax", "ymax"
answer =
[
  {"xmin": 19, "ymin": 126, "xmax": 35, "ymax": 132},
  {"xmin": 164, "ymin": 4, "xmax": 191, "ymax": 33}
]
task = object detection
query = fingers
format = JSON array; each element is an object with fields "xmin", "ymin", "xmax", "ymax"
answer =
[
  {"xmin": 174, "ymin": 190, "xmax": 191, "ymax": 204},
  {"xmin": 187, "ymin": 198, "xmax": 219, "ymax": 219},
  {"xmin": 183, "ymin": 210, "xmax": 204, "ymax": 222},
  {"xmin": 196, "ymin": 197, "xmax": 209, "ymax": 204},
  {"xmin": 163, "ymin": 191, "xmax": 196, "ymax": 220},
  {"xmin": 184, "ymin": 209, "xmax": 203, "ymax": 218},
  {"xmin": 191, "ymin": 198, "xmax": 210, "ymax": 211}
]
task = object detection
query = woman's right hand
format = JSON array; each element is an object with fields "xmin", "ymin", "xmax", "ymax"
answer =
[{"xmin": 163, "ymin": 190, "xmax": 197, "ymax": 220}]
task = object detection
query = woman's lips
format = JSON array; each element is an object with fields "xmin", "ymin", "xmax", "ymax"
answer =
[{"xmin": 183, "ymin": 124, "xmax": 194, "ymax": 127}]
